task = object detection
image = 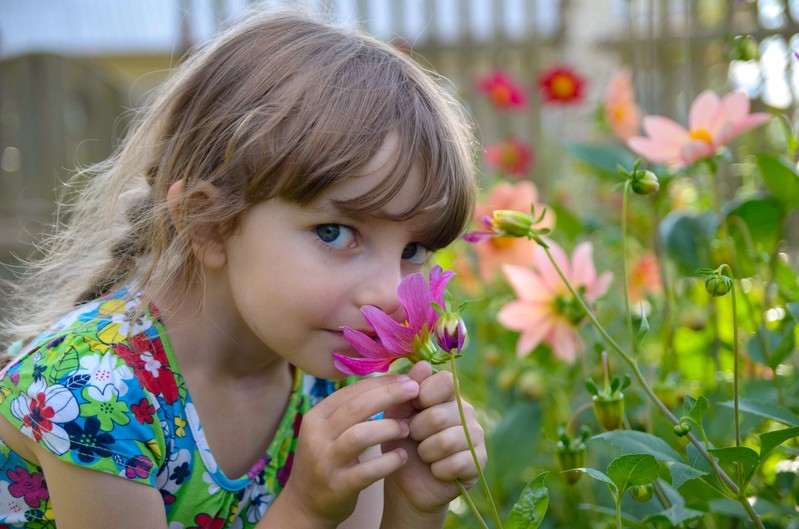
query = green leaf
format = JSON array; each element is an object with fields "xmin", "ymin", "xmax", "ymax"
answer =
[
  {"xmin": 685, "ymin": 394, "xmax": 709, "ymax": 425},
  {"xmin": 747, "ymin": 323, "xmax": 795, "ymax": 369},
  {"xmin": 708, "ymin": 446, "xmax": 760, "ymax": 477},
  {"xmin": 669, "ymin": 462, "xmax": 708, "ymax": 490},
  {"xmin": 505, "ymin": 472, "xmax": 549, "ymax": 529},
  {"xmin": 592, "ymin": 430, "xmax": 683, "ymax": 463},
  {"xmin": 644, "ymin": 504, "xmax": 705, "ymax": 527},
  {"xmin": 607, "ymin": 454, "xmax": 660, "ymax": 494},
  {"xmin": 570, "ymin": 467, "xmax": 617, "ymax": 493},
  {"xmin": 659, "ymin": 211, "xmax": 714, "ymax": 276},
  {"xmin": 755, "ymin": 152, "xmax": 799, "ymax": 208},
  {"xmin": 718, "ymin": 399, "xmax": 799, "ymax": 427},
  {"xmin": 760, "ymin": 426, "xmax": 799, "ymax": 460},
  {"xmin": 565, "ymin": 142, "xmax": 637, "ymax": 181},
  {"xmin": 634, "ymin": 309, "xmax": 649, "ymax": 352},
  {"xmin": 491, "ymin": 402, "xmax": 541, "ymax": 489},
  {"xmin": 723, "ymin": 194, "xmax": 784, "ymax": 277},
  {"xmin": 786, "ymin": 302, "xmax": 799, "ymax": 322}
]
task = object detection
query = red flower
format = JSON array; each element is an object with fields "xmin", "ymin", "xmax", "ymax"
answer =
[
  {"xmin": 131, "ymin": 398, "xmax": 155, "ymax": 424},
  {"xmin": 538, "ymin": 65, "xmax": 586, "ymax": 105},
  {"xmin": 23, "ymin": 393, "xmax": 55, "ymax": 442},
  {"xmin": 189, "ymin": 513, "xmax": 226, "ymax": 529},
  {"xmin": 484, "ymin": 139, "xmax": 533, "ymax": 176},
  {"xmin": 113, "ymin": 334, "xmax": 179, "ymax": 404},
  {"xmin": 477, "ymin": 70, "xmax": 527, "ymax": 109},
  {"xmin": 7, "ymin": 467, "xmax": 48, "ymax": 508}
]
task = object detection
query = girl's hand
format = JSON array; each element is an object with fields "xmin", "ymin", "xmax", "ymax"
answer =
[
  {"xmin": 273, "ymin": 374, "xmax": 420, "ymax": 528},
  {"xmin": 381, "ymin": 362, "xmax": 486, "ymax": 522}
]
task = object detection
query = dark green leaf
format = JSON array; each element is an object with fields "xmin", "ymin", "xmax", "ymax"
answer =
[
  {"xmin": 756, "ymin": 152, "xmax": 799, "ymax": 208},
  {"xmin": 760, "ymin": 426, "xmax": 799, "ymax": 460},
  {"xmin": 786, "ymin": 302, "xmax": 799, "ymax": 322},
  {"xmin": 570, "ymin": 467, "xmax": 617, "ymax": 493},
  {"xmin": 708, "ymin": 446, "xmax": 760, "ymax": 477},
  {"xmin": 723, "ymin": 195, "xmax": 784, "ymax": 277},
  {"xmin": 686, "ymin": 394, "xmax": 709, "ymax": 425},
  {"xmin": 644, "ymin": 504, "xmax": 705, "ymax": 527},
  {"xmin": 592, "ymin": 430, "xmax": 683, "ymax": 462},
  {"xmin": 607, "ymin": 454, "xmax": 659, "ymax": 494},
  {"xmin": 669, "ymin": 462, "xmax": 708, "ymax": 490},
  {"xmin": 659, "ymin": 211, "xmax": 714, "ymax": 276},
  {"xmin": 718, "ymin": 399, "xmax": 799, "ymax": 427},
  {"xmin": 505, "ymin": 472, "xmax": 549, "ymax": 529},
  {"xmin": 565, "ymin": 142, "xmax": 637, "ymax": 181},
  {"xmin": 635, "ymin": 310, "xmax": 649, "ymax": 352},
  {"xmin": 747, "ymin": 324, "xmax": 794, "ymax": 368}
]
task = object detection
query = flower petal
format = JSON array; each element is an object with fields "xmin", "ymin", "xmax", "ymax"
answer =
[
  {"xmin": 642, "ymin": 116, "xmax": 690, "ymax": 145},
  {"xmin": 397, "ymin": 273, "xmax": 434, "ymax": 332},
  {"xmin": 333, "ymin": 353, "xmax": 393, "ymax": 376},
  {"xmin": 688, "ymin": 90, "xmax": 721, "ymax": 131},
  {"xmin": 569, "ymin": 242, "xmax": 597, "ymax": 290},
  {"xmin": 680, "ymin": 139, "xmax": 714, "ymax": 165},
  {"xmin": 360, "ymin": 307, "xmax": 413, "ymax": 355},
  {"xmin": 429, "ymin": 265, "xmax": 455, "ymax": 308},
  {"xmin": 502, "ymin": 265, "xmax": 543, "ymax": 301},
  {"xmin": 340, "ymin": 327, "xmax": 395, "ymax": 359},
  {"xmin": 549, "ymin": 322, "xmax": 582, "ymax": 362},
  {"xmin": 627, "ymin": 136, "xmax": 682, "ymax": 165}
]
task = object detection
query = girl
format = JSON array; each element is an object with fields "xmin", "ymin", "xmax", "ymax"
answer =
[{"xmin": 0, "ymin": 9, "xmax": 485, "ymax": 529}]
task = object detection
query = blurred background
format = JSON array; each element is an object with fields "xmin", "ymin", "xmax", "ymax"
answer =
[{"xmin": 1, "ymin": 0, "xmax": 798, "ymax": 297}]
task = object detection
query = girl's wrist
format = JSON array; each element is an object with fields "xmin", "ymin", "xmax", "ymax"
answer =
[{"xmin": 380, "ymin": 483, "xmax": 448, "ymax": 529}]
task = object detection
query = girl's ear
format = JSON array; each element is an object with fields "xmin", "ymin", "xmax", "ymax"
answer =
[{"xmin": 167, "ymin": 180, "xmax": 227, "ymax": 270}]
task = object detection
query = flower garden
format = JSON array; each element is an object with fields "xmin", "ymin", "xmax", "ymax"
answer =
[{"xmin": 341, "ymin": 45, "xmax": 799, "ymax": 529}]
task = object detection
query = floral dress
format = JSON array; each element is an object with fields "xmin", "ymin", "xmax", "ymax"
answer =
[{"xmin": 0, "ymin": 288, "xmax": 339, "ymax": 528}]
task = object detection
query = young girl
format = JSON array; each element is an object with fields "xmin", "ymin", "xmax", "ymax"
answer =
[{"xmin": 0, "ymin": 9, "xmax": 485, "ymax": 529}]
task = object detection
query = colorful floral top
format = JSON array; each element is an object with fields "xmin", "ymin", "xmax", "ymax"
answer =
[{"xmin": 0, "ymin": 288, "xmax": 339, "ymax": 528}]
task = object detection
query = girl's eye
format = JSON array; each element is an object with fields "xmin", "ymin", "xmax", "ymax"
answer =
[
  {"xmin": 315, "ymin": 224, "xmax": 356, "ymax": 250},
  {"xmin": 401, "ymin": 243, "xmax": 428, "ymax": 265}
]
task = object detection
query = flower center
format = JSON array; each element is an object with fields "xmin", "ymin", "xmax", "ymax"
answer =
[
  {"xmin": 490, "ymin": 85, "xmax": 512, "ymax": 106},
  {"xmin": 554, "ymin": 287, "xmax": 588, "ymax": 325},
  {"xmin": 550, "ymin": 75, "xmax": 577, "ymax": 99},
  {"xmin": 412, "ymin": 326, "xmax": 439, "ymax": 362},
  {"xmin": 689, "ymin": 127, "xmax": 713, "ymax": 145}
]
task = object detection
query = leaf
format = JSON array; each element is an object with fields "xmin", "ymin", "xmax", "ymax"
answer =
[
  {"xmin": 786, "ymin": 302, "xmax": 799, "ymax": 322},
  {"xmin": 659, "ymin": 211, "xmax": 714, "ymax": 276},
  {"xmin": 565, "ymin": 142, "xmax": 637, "ymax": 181},
  {"xmin": 718, "ymin": 399, "xmax": 799, "ymax": 427},
  {"xmin": 634, "ymin": 309, "xmax": 649, "ymax": 353},
  {"xmin": 505, "ymin": 472, "xmax": 549, "ymax": 529},
  {"xmin": 569, "ymin": 467, "xmax": 617, "ymax": 494},
  {"xmin": 592, "ymin": 430, "xmax": 683, "ymax": 463},
  {"xmin": 607, "ymin": 454, "xmax": 659, "ymax": 494},
  {"xmin": 755, "ymin": 152, "xmax": 799, "ymax": 209},
  {"xmin": 708, "ymin": 446, "xmax": 760, "ymax": 478},
  {"xmin": 747, "ymin": 324, "xmax": 795, "ymax": 368},
  {"xmin": 685, "ymin": 394, "xmax": 709, "ymax": 425},
  {"xmin": 723, "ymin": 195, "xmax": 784, "ymax": 277},
  {"xmin": 669, "ymin": 462, "xmax": 708, "ymax": 490},
  {"xmin": 644, "ymin": 504, "xmax": 705, "ymax": 527},
  {"xmin": 760, "ymin": 426, "xmax": 799, "ymax": 460}
]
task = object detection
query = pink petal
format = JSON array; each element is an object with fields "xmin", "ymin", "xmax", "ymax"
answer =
[
  {"xmin": 586, "ymin": 271, "xmax": 614, "ymax": 301},
  {"xmin": 718, "ymin": 91, "xmax": 750, "ymax": 125},
  {"xmin": 688, "ymin": 90, "xmax": 721, "ymax": 131},
  {"xmin": 731, "ymin": 112, "xmax": 771, "ymax": 137},
  {"xmin": 534, "ymin": 243, "xmax": 568, "ymax": 293},
  {"xmin": 569, "ymin": 242, "xmax": 597, "ymax": 290},
  {"xmin": 333, "ymin": 353, "xmax": 393, "ymax": 376},
  {"xmin": 680, "ymin": 140, "xmax": 714, "ymax": 165},
  {"xmin": 627, "ymin": 137, "xmax": 682, "ymax": 165},
  {"xmin": 429, "ymin": 265, "xmax": 455, "ymax": 308},
  {"xmin": 360, "ymin": 307, "xmax": 413, "ymax": 355},
  {"xmin": 462, "ymin": 231, "xmax": 496, "ymax": 243},
  {"xmin": 502, "ymin": 265, "xmax": 544, "ymax": 300},
  {"xmin": 516, "ymin": 317, "xmax": 555, "ymax": 358},
  {"xmin": 642, "ymin": 116, "xmax": 690, "ymax": 145},
  {"xmin": 397, "ymin": 273, "xmax": 432, "ymax": 332},
  {"xmin": 549, "ymin": 323, "xmax": 582, "ymax": 362},
  {"xmin": 497, "ymin": 300, "xmax": 549, "ymax": 331},
  {"xmin": 341, "ymin": 326, "xmax": 397, "ymax": 359}
]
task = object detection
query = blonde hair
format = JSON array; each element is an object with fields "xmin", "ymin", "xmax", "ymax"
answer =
[{"xmin": 2, "ymin": 9, "xmax": 477, "ymax": 347}]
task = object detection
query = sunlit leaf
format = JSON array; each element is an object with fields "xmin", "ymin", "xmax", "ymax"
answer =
[
  {"xmin": 570, "ymin": 467, "xmax": 617, "ymax": 493},
  {"xmin": 755, "ymin": 152, "xmax": 799, "ymax": 208},
  {"xmin": 593, "ymin": 430, "xmax": 682, "ymax": 462},
  {"xmin": 718, "ymin": 399, "xmax": 799, "ymax": 427},
  {"xmin": 505, "ymin": 472, "xmax": 549, "ymax": 529},
  {"xmin": 708, "ymin": 446, "xmax": 760, "ymax": 478},
  {"xmin": 607, "ymin": 454, "xmax": 659, "ymax": 494},
  {"xmin": 685, "ymin": 394, "xmax": 709, "ymax": 425},
  {"xmin": 760, "ymin": 426, "xmax": 799, "ymax": 460}
]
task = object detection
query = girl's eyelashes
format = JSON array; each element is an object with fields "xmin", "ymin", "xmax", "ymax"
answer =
[
  {"xmin": 314, "ymin": 224, "xmax": 357, "ymax": 250},
  {"xmin": 401, "ymin": 242, "xmax": 430, "ymax": 265}
]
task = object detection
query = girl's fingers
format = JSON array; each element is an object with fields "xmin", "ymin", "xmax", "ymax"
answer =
[
  {"xmin": 409, "ymin": 400, "xmax": 475, "ymax": 441},
  {"xmin": 333, "ymin": 419, "xmax": 409, "ymax": 465},
  {"xmin": 416, "ymin": 424, "xmax": 478, "ymax": 464},
  {"xmin": 414, "ymin": 370, "xmax": 455, "ymax": 409},
  {"xmin": 339, "ymin": 448, "xmax": 409, "ymax": 492},
  {"xmin": 429, "ymin": 445, "xmax": 487, "ymax": 483}
]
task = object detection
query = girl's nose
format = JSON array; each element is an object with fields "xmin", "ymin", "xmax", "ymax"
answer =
[{"xmin": 354, "ymin": 262, "xmax": 404, "ymax": 318}]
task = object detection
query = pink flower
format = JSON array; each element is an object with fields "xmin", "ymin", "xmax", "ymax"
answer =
[
  {"xmin": 627, "ymin": 251, "xmax": 663, "ymax": 304},
  {"xmin": 538, "ymin": 65, "xmax": 586, "ymax": 105},
  {"xmin": 7, "ymin": 467, "xmax": 48, "ymax": 508},
  {"xmin": 498, "ymin": 241, "xmax": 612, "ymax": 362},
  {"xmin": 477, "ymin": 70, "xmax": 527, "ymax": 109},
  {"xmin": 484, "ymin": 138, "xmax": 534, "ymax": 176},
  {"xmin": 333, "ymin": 266, "xmax": 455, "ymax": 376},
  {"xmin": 604, "ymin": 67, "xmax": 641, "ymax": 141},
  {"xmin": 464, "ymin": 182, "xmax": 554, "ymax": 283},
  {"xmin": 627, "ymin": 90, "xmax": 771, "ymax": 167}
]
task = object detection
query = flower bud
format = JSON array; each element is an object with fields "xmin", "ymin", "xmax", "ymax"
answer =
[
  {"xmin": 631, "ymin": 170, "xmax": 660, "ymax": 195},
  {"xmin": 556, "ymin": 443, "xmax": 586, "ymax": 485},
  {"xmin": 492, "ymin": 210, "xmax": 534, "ymax": 238},
  {"xmin": 593, "ymin": 394, "xmax": 625, "ymax": 431},
  {"xmin": 673, "ymin": 423, "xmax": 691, "ymax": 437},
  {"xmin": 517, "ymin": 370, "xmax": 545, "ymax": 400},
  {"xmin": 629, "ymin": 484, "xmax": 654, "ymax": 502},
  {"xmin": 704, "ymin": 274, "xmax": 732, "ymax": 297},
  {"xmin": 434, "ymin": 312, "xmax": 466, "ymax": 353}
]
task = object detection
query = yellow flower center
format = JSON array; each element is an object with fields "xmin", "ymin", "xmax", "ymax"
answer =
[
  {"xmin": 550, "ymin": 74, "xmax": 577, "ymax": 99},
  {"xmin": 688, "ymin": 127, "xmax": 713, "ymax": 145},
  {"xmin": 490, "ymin": 85, "xmax": 512, "ymax": 106}
]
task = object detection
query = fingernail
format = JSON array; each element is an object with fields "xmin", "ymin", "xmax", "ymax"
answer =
[
  {"xmin": 401, "ymin": 380, "xmax": 418, "ymax": 393},
  {"xmin": 399, "ymin": 419, "xmax": 410, "ymax": 437}
]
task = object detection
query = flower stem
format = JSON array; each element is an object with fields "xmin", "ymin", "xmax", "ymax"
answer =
[
  {"xmin": 456, "ymin": 480, "xmax": 490, "ymax": 529},
  {"xmin": 538, "ymin": 246, "xmax": 767, "ymax": 529},
  {"xmin": 450, "ymin": 351, "xmax": 503, "ymax": 529},
  {"xmin": 718, "ymin": 265, "xmax": 741, "ymax": 449},
  {"xmin": 621, "ymin": 180, "xmax": 635, "ymax": 353}
]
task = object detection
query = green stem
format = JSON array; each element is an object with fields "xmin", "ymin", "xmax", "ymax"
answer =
[
  {"xmin": 539, "ymin": 247, "xmax": 745, "ymax": 494},
  {"xmin": 615, "ymin": 494, "xmax": 622, "ymax": 529},
  {"xmin": 450, "ymin": 351, "xmax": 503, "ymax": 529},
  {"xmin": 621, "ymin": 180, "xmax": 635, "ymax": 353},
  {"xmin": 456, "ymin": 480, "xmax": 490, "ymax": 529},
  {"xmin": 718, "ymin": 265, "xmax": 740, "ymax": 449}
]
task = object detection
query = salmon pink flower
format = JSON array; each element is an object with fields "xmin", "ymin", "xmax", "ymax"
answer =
[
  {"xmin": 627, "ymin": 90, "xmax": 771, "ymax": 167},
  {"xmin": 538, "ymin": 65, "xmax": 586, "ymax": 105},
  {"xmin": 484, "ymin": 138, "xmax": 534, "ymax": 176},
  {"xmin": 333, "ymin": 266, "xmax": 455, "ymax": 376},
  {"xmin": 627, "ymin": 251, "xmax": 663, "ymax": 304},
  {"xmin": 498, "ymin": 241, "xmax": 612, "ymax": 362},
  {"xmin": 604, "ymin": 67, "xmax": 641, "ymax": 141},
  {"xmin": 477, "ymin": 70, "xmax": 527, "ymax": 109},
  {"xmin": 463, "ymin": 182, "xmax": 554, "ymax": 282}
]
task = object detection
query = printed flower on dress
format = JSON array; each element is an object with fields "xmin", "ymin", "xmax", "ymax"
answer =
[
  {"xmin": 538, "ymin": 65, "xmax": 586, "ymax": 105},
  {"xmin": 113, "ymin": 334, "xmax": 179, "ymax": 404},
  {"xmin": 188, "ymin": 512, "xmax": 226, "ymax": 529},
  {"xmin": 10, "ymin": 378, "xmax": 79, "ymax": 456},
  {"xmin": 63, "ymin": 416, "xmax": 114, "ymax": 463},
  {"xmin": 604, "ymin": 67, "xmax": 641, "ymax": 141},
  {"xmin": 627, "ymin": 90, "xmax": 771, "ymax": 167},
  {"xmin": 96, "ymin": 298, "xmax": 153, "ymax": 344},
  {"xmin": 333, "ymin": 266, "xmax": 455, "ymax": 376},
  {"xmin": 465, "ymin": 182, "xmax": 554, "ymax": 283},
  {"xmin": 477, "ymin": 70, "xmax": 527, "ymax": 109},
  {"xmin": 484, "ymin": 138, "xmax": 534, "ymax": 176},
  {"xmin": 498, "ymin": 241, "xmax": 612, "ymax": 362},
  {"xmin": 7, "ymin": 467, "xmax": 48, "ymax": 508}
]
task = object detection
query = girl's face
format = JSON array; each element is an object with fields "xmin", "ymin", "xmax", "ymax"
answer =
[{"xmin": 220, "ymin": 138, "xmax": 434, "ymax": 379}]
